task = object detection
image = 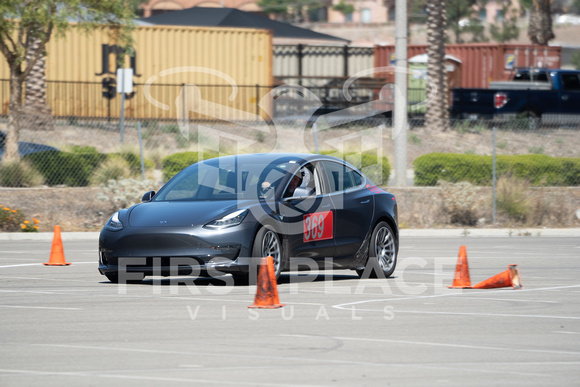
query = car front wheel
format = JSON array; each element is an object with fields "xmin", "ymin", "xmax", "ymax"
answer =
[
  {"xmin": 252, "ymin": 225, "xmax": 285, "ymax": 279},
  {"xmin": 357, "ymin": 221, "xmax": 397, "ymax": 278}
]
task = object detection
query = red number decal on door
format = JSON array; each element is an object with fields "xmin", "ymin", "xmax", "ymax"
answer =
[{"xmin": 303, "ymin": 211, "xmax": 333, "ymax": 242}]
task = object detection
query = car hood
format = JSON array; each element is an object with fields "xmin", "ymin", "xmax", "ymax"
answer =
[{"xmin": 128, "ymin": 200, "xmax": 249, "ymax": 227}]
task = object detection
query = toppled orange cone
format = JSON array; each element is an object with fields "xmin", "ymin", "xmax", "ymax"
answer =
[
  {"xmin": 448, "ymin": 245, "xmax": 472, "ymax": 288},
  {"xmin": 248, "ymin": 256, "xmax": 284, "ymax": 309},
  {"xmin": 44, "ymin": 225, "xmax": 71, "ymax": 266},
  {"xmin": 473, "ymin": 264, "xmax": 523, "ymax": 289}
]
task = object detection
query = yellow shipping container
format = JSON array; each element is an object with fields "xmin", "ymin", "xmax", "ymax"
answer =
[{"xmin": 0, "ymin": 24, "xmax": 273, "ymax": 119}]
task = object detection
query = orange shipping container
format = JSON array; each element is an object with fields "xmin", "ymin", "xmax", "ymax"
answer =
[{"xmin": 374, "ymin": 44, "xmax": 562, "ymax": 89}]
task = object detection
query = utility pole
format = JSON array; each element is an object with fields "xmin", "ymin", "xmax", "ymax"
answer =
[{"xmin": 393, "ymin": 0, "xmax": 408, "ymax": 186}]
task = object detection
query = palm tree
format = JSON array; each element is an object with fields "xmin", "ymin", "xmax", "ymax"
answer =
[
  {"xmin": 23, "ymin": 37, "xmax": 53, "ymax": 131},
  {"xmin": 425, "ymin": 0, "xmax": 450, "ymax": 131},
  {"xmin": 528, "ymin": 0, "xmax": 554, "ymax": 45}
]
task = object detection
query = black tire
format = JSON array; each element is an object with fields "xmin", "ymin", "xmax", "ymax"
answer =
[
  {"xmin": 252, "ymin": 225, "xmax": 286, "ymax": 279},
  {"xmin": 357, "ymin": 221, "xmax": 398, "ymax": 278},
  {"xmin": 105, "ymin": 272, "xmax": 119, "ymax": 283},
  {"xmin": 104, "ymin": 272, "xmax": 144, "ymax": 284}
]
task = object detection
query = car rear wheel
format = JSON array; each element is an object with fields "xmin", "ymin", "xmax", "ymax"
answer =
[{"xmin": 357, "ymin": 221, "xmax": 397, "ymax": 278}]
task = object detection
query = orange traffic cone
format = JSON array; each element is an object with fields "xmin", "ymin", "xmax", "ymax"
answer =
[
  {"xmin": 44, "ymin": 225, "xmax": 71, "ymax": 266},
  {"xmin": 248, "ymin": 256, "xmax": 284, "ymax": 309},
  {"xmin": 448, "ymin": 245, "xmax": 472, "ymax": 288},
  {"xmin": 473, "ymin": 264, "xmax": 523, "ymax": 290}
]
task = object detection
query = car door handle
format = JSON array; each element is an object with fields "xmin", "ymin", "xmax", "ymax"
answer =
[
  {"xmin": 562, "ymin": 94, "xmax": 569, "ymax": 101},
  {"xmin": 361, "ymin": 199, "xmax": 370, "ymax": 204}
]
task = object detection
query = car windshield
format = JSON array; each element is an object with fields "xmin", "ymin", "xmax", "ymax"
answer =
[{"xmin": 152, "ymin": 157, "xmax": 299, "ymax": 201}]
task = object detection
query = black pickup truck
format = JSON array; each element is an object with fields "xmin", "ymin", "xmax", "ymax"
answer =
[{"xmin": 450, "ymin": 69, "xmax": 580, "ymax": 125}]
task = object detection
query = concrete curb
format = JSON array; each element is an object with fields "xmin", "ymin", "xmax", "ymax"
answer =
[
  {"xmin": 1, "ymin": 228, "xmax": 579, "ymax": 241},
  {"xmin": 399, "ymin": 228, "xmax": 580, "ymax": 237},
  {"xmin": 0, "ymin": 232, "xmax": 101, "ymax": 241}
]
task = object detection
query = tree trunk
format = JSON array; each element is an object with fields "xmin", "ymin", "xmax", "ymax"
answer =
[
  {"xmin": 425, "ymin": 0, "xmax": 450, "ymax": 131},
  {"xmin": 5, "ymin": 66, "xmax": 24, "ymax": 163},
  {"xmin": 528, "ymin": 0, "xmax": 554, "ymax": 45},
  {"xmin": 23, "ymin": 37, "xmax": 53, "ymax": 131}
]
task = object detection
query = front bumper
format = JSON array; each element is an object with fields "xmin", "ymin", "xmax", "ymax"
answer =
[{"xmin": 98, "ymin": 224, "xmax": 256, "ymax": 277}]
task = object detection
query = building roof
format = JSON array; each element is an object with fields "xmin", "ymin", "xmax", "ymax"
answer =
[{"xmin": 138, "ymin": 7, "xmax": 349, "ymax": 44}]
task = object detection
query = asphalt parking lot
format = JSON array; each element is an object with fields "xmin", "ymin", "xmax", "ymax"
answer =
[{"xmin": 1, "ymin": 234, "xmax": 579, "ymax": 386}]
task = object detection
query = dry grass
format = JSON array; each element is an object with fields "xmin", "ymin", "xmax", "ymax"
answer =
[{"xmin": 2, "ymin": 185, "xmax": 578, "ymax": 233}]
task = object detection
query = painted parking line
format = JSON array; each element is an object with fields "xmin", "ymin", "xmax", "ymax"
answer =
[
  {"xmin": 0, "ymin": 263, "xmax": 42, "ymax": 268},
  {"xmin": 0, "ymin": 368, "xmax": 310, "ymax": 386},
  {"xmin": 389, "ymin": 309, "xmax": 580, "ymax": 320},
  {"xmin": 0, "ymin": 262, "xmax": 94, "ymax": 268},
  {"xmin": 0, "ymin": 305, "xmax": 82, "ymax": 310}
]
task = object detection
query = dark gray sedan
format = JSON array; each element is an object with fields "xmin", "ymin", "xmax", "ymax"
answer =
[{"xmin": 98, "ymin": 153, "xmax": 398, "ymax": 283}]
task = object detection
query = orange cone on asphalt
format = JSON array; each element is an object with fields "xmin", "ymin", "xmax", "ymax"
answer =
[
  {"xmin": 473, "ymin": 264, "xmax": 523, "ymax": 289},
  {"xmin": 248, "ymin": 256, "xmax": 284, "ymax": 309},
  {"xmin": 448, "ymin": 245, "xmax": 472, "ymax": 288},
  {"xmin": 44, "ymin": 225, "xmax": 71, "ymax": 266}
]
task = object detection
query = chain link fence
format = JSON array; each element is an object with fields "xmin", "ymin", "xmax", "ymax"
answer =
[
  {"xmin": 1, "ymin": 114, "xmax": 579, "ymax": 230},
  {"xmin": 1, "ymin": 114, "xmax": 579, "ymax": 187}
]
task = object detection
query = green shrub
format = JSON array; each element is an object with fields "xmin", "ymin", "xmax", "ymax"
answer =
[
  {"xmin": 24, "ymin": 150, "xmax": 96, "ymax": 187},
  {"xmin": 414, "ymin": 153, "xmax": 492, "ymax": 186},
  {"xmin": 497, "ymin": 154, "xmax": 579, "ymax": 186},
  {"xmin": 414, "ymin": 153, "xmax": 580, "ymax": 186},
  {"xmin": 89, "ymin": 156, "xmax": 132, "ymax": 186},
  {"xmin": 0, "ymin": 160, "xmax": 44, "ymax": 187},
  {"xmin": 161, "ymin": 151, "xmax": 220, "ymax": 181},
  {"xmin": 111, "ymin": 151, "xmax": 155, "ymax": 176},
  {"xmin": 68, "ymin": 145, "xmax": 107, "ymax": 169},
  {"xmin": 162, "ymin": 152, "xmax": 199, "ymax": 182},
  {"xmin": 24, "ymin": 147, "xmax": 159, "ymax": 187},
  {"xmin": 162, "ymin": 150, "xmax": 390, "ymax": 185},
  {"xmin": 321, "ymin": 150, "xmax": 391, "ymax": 185}
]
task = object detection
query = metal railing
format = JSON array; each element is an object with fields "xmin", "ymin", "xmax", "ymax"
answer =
[{"xmin": 0, "ymin": 79, "xmax": 429, "ymax": 119}]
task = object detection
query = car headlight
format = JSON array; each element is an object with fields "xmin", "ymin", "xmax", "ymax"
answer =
[
  {"xmin": 105, "ymin": 211, "xmax": 124, "ymax": 231},
  {"xmin": 204, "ymin": 209, "xmax": 248, "ymax": 230}
]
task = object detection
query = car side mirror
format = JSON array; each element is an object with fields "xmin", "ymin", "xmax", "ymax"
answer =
[
  {"xmin": 293, "ymin": 187, "xmax": 315, "ymax": 198},
  {"xmin": 142, "ymin": 191, "xmax": 155, "ymax": 202},
  {"xmin": 282, "ymin": 187, "xmax": 315, "ymax": 203}
]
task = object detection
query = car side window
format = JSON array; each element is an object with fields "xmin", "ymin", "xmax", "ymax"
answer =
[
  {"xmin": 321, "ymin": 161, "xmax": 363, "ymax": 193},
  {"xmin": 562, "ymin": 73, "xmax": 580, "ymax": 90},
  {"xmin": 282, "ymin": 162, "xmax": 320, "ymax": 198}
]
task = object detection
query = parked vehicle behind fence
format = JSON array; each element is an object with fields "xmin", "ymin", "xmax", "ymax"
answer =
[
  {"xmin": 451, "ymin": 68, "xmax": 580, "ymax": 125},
  {"xmin": 0, "ymin": 131, "xmax": 58, "ymax": 161}
]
